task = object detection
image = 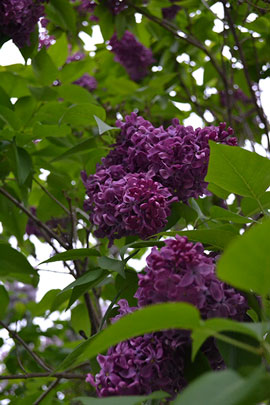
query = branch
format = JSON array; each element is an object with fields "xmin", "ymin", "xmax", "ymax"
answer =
[
  {"xmin": 33, "ymin": 177, "xmax": 70, "ymax": 216},
  {"xmin": 0, "ymin": 373, "xmax": 86, "ymax": 380},
  {"xmin": 0, "ymin": 186, "xmax": 69, "ymax": 249},
  {"xmin": 223, "ymin": 2, "xmax": 270, "ymax": 143},
  {"xmin": 125, "ymin": 1, "xmax": 228, "ymax": 86},
  {"xmin": 33, "ymin": 379, "xmax": 60, "ymax": 405},
  {"xmin": 0, "ymin": 321, "xmax": 52, "ymax": 372}
]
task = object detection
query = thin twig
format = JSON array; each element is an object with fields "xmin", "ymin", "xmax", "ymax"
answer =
[
  {"xmin": 0, "ymin": 186, "xmax": 69, "ymax": 249},
  {"xmin": 223, "ymin": 2, "xmax": 270, "ymax": 148},
  {"xmin": 83, "ymin": 292, "xmax": 99, "ymax": 336},
  {"xmin": 0, "ymin": 321, "xmax": 52, "ymax": 372},
  {"xmin": 33, "ymin": 378, "xmax": 60, "ymax": 405},
  {"xmin": 33, "ymin": 177, "xmax": 70, "ymax": 216},
  {"xmin": 0, "ymin": 373, "xmax": 86, "ymax": 380}
]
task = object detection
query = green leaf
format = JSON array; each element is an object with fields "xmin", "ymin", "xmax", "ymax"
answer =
[
  {"xmin": 157, "ymin": 228, "xmax": 236, "ymax": 249},
  {"xmin": 45, "ymin": 0, "xmax": 76, "ymax": 34},
  {"xmin": 172, "ymin": 368, "xmax": 266, "ymax": 405},
  {"xmin": 57, "ymin": 84, "xmax": 97, "ymax": 104},
  {"xmin": 16, "ymin": 147, "xmax": 33, "ymax": 186},
  {"xmin": 0, "ymin": 243, "xmax": 38, "ymax": 286},
  {"xmin": 28, "ymin": 289, "xmax": 61, "ymax": 317},
  {"xmin": 0, "ymin": 106, "xmax": 22, "ymax": 130},
  {"xmin": 97, "ymin": 256, "xmax": 125, "ymax": 278},
  {"xmin": 40, "ymin": 248, "xmax": 100, "ymax": 264},
  {"xmin": 191, "ymin": 318, "xmax": 261, "ymax": 360},
  {"xmin": 57, "ymin": 302, "xmax": 200, "ymax": 370},
  {"xmin": 32, "ymin": 47, "xmax": 59, "ymax": 85},
  {"xmin": 94, "ymin": 115, "xmax": 118, "ymax": 135},
  {"xmin": 217, "ymin": 219, "xmax": 270, "ymax": 296},
  {"xmin": 61, "ymin": 269, "xmax": 104, "ymax": 293},
  {"xmin": 60, "ymin": 103, "xmax": 106, "ymax": 127},
  {"xmin": 209, "ymin": 206, "xmax": 251, "ymax": 224},
  {"xmin": 51, "ymin": 137, "xmax": 98, "ymax": 162},
  {"xmin": 241, "ymin": 192, "xmax": 270, "ymax": 216},
  {"xmin": 71, "ymin": 303, "xmax": 91, "ymax": 337},
  {"xmin": 47, "ymin": 34, "xmax": 69, "ymax": 67},
  {"xmin": 33, "ymin": 122, "xmax": 71, "ymax": 139},
  {"xmin": 14, "ymin": 96, "xmax": 36, "ymax": 125},
  {"xmin": 75, "ymin": 391, "xmax": 168, "ymax": 405},
  {"xmin": 205, "ymin": 142, "xmax": 270, "ymax": 199},
  {"xmin": 0, "ymin": 285, "xmax": 9, "ymax": 319},
  {"xmin": 0, "ymin": 86, "xmax": 12, "ymax": 109}
]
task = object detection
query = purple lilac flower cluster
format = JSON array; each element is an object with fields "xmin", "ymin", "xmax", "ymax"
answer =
[
  {"xmin": 82, "ymin": 170, "xmax": 176, "ymax": 241},
  {"xmin": 103, "ymin": 113, "xmax": 237, "ymax": 201},
  {"xmin": 135, "ymin": 235, "xmax": 247, "ymax": 320},
  {"xmin": 26, "ymin": 207, "xmax": 70, "ymax": 242},
  {"xmin": 219, "ymin": 88, "xmax": 252, "ymax": 107},
  {"xmin": 75, "ymin": 0, "xmax": 98, "ymax": 22},
  {"xmin": 106, "ymin": 0, "xmax": 128, "ymax": 14},
  {"xmin": 109, "ymin": 31, "xmax": 155, "ymax": 81},
  {"xmin": 87, "ymin": 237, "xmax": 248, "ymax": 398},
  {"xmin": 82, "ymin": 113, "xmax": 236, "ymax": 241},
  {"xmin": 0, "ymin": 0, "xmax": 46, "ymax": 48},
  {"xmin": 162, "ymin": 1, "xmax": 181, "ymax": 20},
  {"xmin": 73, "ymin": 73, "xmax": 97, "ymax": 92},
  {"xmin": 65, "ymin": 52, "xmax": 97, "ymax": 91},
  {"xmin": 87, "ymin": 299, "xmax": 187, "ymax": 398}
]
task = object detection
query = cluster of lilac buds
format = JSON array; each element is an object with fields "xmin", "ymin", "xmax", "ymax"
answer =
[
  {"xmin": 109, "ymin": 31, "xmax": 155, "ymax": 81},
  {"xmin": 0, "ymin": 0, "xmax": 46, "ymax": 48},
  {"xmin": 87, "ymin": 237, "xmax": 248, "ymax": 398},
  {"xmin": 82, "ymin": 112, "xmax": 236, "ymax": 241}
]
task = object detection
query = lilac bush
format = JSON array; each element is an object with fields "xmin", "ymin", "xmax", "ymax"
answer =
[
  {"xmin": 0, "ymin": 0, "xmax": 46, "ymax": 48},
  {"xmin": 82, "ymin": 170, "xmax": 176, "ymax": 242},
  {"xmin": 109, "ymin": 31, "xmax": 155, "ymax": 81}
]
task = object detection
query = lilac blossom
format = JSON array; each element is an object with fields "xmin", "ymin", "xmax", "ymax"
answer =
[
  {"xmin": 106, "ymin": 0, "xmax": 128, "ymax": 14},
  {"xmin": 75, "ymin": 0, "xmax": 98, "ymax": 22},
  {"xmin": 162, "ymin": 1, "xmax": 181, "ymax": 20},
  {"xmin": 73, "ymin": 73, "xmax": 97, "ymax": 92},
  {"xmin": 0, "ymin": 0, "xmax": 46, "ymax": 48},
  {"xmin": 87, "ymin": 238, "xmax": 248, "ymax": 398},
  {"xmin": 220, "ymin": 88, "xmax": 252, "ymax": 107},
  {"xmin": 109, "ymin": 31, "xmax": 155, "ymax": 81},
  {"xmin": 66, "ymin": 51, "xmax": 85, "ymax": 63},
  {"xmin": 102, "ymin": 113, "xmax": 237, "ymax": 201},
  {"xmin": 38, "ymin": 31, "xmax": 55, "ymax": 49},
  {"xmin": 82, "ymin": 171, "xmax": 176, "ymax": 242},
  {"xmin": 135, "ymin": 235, "xmax": 247, "ymax": 320},
  {"xmin": 26, "ymin": 207, "xmax": 70, "ymax": 242},
  {"xmin": 86, "ymin": 300, "xmax": 186, "ymax": 398}
]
